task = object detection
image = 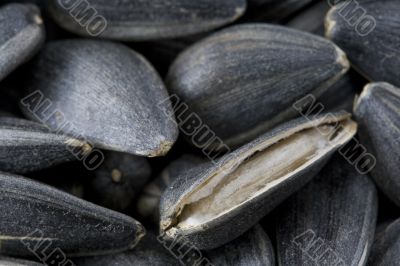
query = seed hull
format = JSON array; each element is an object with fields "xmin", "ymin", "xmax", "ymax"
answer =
[
  {"xmin": 160, "ymin": 112, "xmax": 357, "ymax": 249},
  {"xmin": 0, "ymin": 172, "xmax": 145, "ymax": 257}
]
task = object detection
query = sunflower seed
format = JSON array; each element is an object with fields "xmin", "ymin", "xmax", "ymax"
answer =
[
  {"xmin": 325, "ymin": 0, "xmax": 400, "ymax": 86},
  {"xmin": 87, "ymin": 151, "xmax": 152, "ymax": 213},
  {"xmin": 0, "ymin": 117, "xmax": 90, "ymax": 174},
  {"xmin": 21, "ymin": 39, "xmax": 178, "ymax": 157},
  {"xmin": 159, "ymin": 112, "xmax": 357, "ymax": 249},
  {"xmin": 354, "ymin": 82, "xmax": 400, "ymax": 206},
  {"xmin": 167, "ymin": 23, "xmax": 350, "ymax": 149},
  {"xmin": 0, "ymin": 3, "xmax": 45, "ymax": 82},
  {"xmin": 0, "ymin": 171, "xmax": 145, "ymax": 257},
  {"xmin": 276, "ymin": 154, "xmax": 378, "ymax": 266},
  {"xmin": 368, "ymin": 218, "xmax": 400, "ymax": 266},
  {"xmin": 47, "ymin": 0, "xmax": 246, "ymax": 41}
]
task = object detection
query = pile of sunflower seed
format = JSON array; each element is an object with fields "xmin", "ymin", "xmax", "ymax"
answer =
[{"xmin": 0, "ymin": 0, "xmax": 399, "ymax": 265}]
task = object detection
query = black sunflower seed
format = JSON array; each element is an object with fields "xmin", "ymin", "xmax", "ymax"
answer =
[
  {"xmin": 21, "ymin": 39, "xmax": 179, "ymax": 157},
  {"xmin": 47, "ymin": 0, "xmax": 246, "ymax": 40},
  {"xmin": 167, "ymin": 23, "xmax": 349, "ymax": 149},
  {"xmin": 276, "ymin": 154, "xmax": 378, "ymax": 266},
  {"xmin": 326, "ymin": 0, "xmax": 400, "ymax": 87},
  {"xmin": 354, "ymin": 82, "xmax": 400, "ymax": 206},
  {"xmin": 159, "ymin": 112, "xmax": 356, "ymax": 249},
  {"xmin": 0, "ymin": 172, "xmax": 145, "ymax": 257}
]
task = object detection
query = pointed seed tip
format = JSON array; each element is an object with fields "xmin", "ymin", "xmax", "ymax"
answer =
[
  {"xmin": 129, "ymin": 223, "xmax": 146, "ymax": 249},
  {"xmin": 335, "ymin": 45, "xmax": 350, "ymax": 71},
  {"xmin": 111, "ymin": 169, "xmax": 122, "ymax": 183},
  {"xmin": 65, "ymin": 139, "xmax": 92, "ymax": 155},
  {"xmin": 324, "ymin": 7, "xmax": 337, "ymax": 40},
  {"xmin": 33, "ymin": 14, "xmax": 43, "ymax": 25},
  {"xmin": 148, "ymin": 141, "xmax": 174, "ymax": 157},
  {"xmin": 354, "ymin": 83, "xmax": 375, "ymax": 112},
  {"xmin": 234, "ymin": 5, "xmax": 246, "ymax": 18}
]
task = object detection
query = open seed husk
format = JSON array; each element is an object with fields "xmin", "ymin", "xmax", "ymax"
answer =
[
  {"xmin": 368, "ymin": 218, "xmax": 400, "ymax": 265},
  {"xmin": 167, "ymin": 23, "xmax": 350, "ymax": 149},
  {"xmin": 137, "ymin": 154, "xmax": 205, "ymax": 224},
  {"xmin": 276, "ymin": 154, "xmax": 378, "ymax": 266},
  {"xmin": 0, "ymin": 172, "xmax": 145, "ymax": 257},
  {"xmin": 159, "ymin": 112, "xmax": 357, "ymax": 250},
  {"xmin": 0, "ymin": 117, "xmax": 91, "ymax": 174},
  {"xmin": 354, "ymin": 82, "xmax": 400, "ymax": 206},
  {"xmin": 87, "ymin": 151, "xmax": 152, "ymax": 213},
  {"xmin": 20, "ymin": 39, "xmax": 178, "ymax": 157},
  {"xmin": 325, "ymin": 0, "xmax": 400, "ymax": 87},
  {"xmin": 206, "ymin": 224, "xmax": 275, "ymax": 266},
  {"xmin": 47, "ymin": 0, "xmax": 246, "ymax": 41},
  {"xmin": 0, "ymin": 3, "xmax": 45, "ymax": 82}
]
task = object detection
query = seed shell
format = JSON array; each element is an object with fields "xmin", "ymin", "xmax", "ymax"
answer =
[
  {"xmin": 354, "ymin": 82, "xmax": 400, "ymax": 206},
  {"xmin": 276, "ymin": 154, "xmax": 378, "ymax": 266},
  {"xmin": 0, "ymin": 172, "xmax": 145, "ymax": 257},
  {"xmin": 47, "ymin": 0, "xmax": 246, "ymax": 41},
  {"xmin": 21, "ymin": 39, "xmax": 178, "ymax": 157},
  {"xmin": 159, "ymin": 112, "xmax": 357, "ymax": 249},
  {"xmin": 325, "ymin": 0, "xmax": 400, "ymax": 87},
  {"xmin": 167, "ymin": 23, "xmax": 350, "ymax": 149}
]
